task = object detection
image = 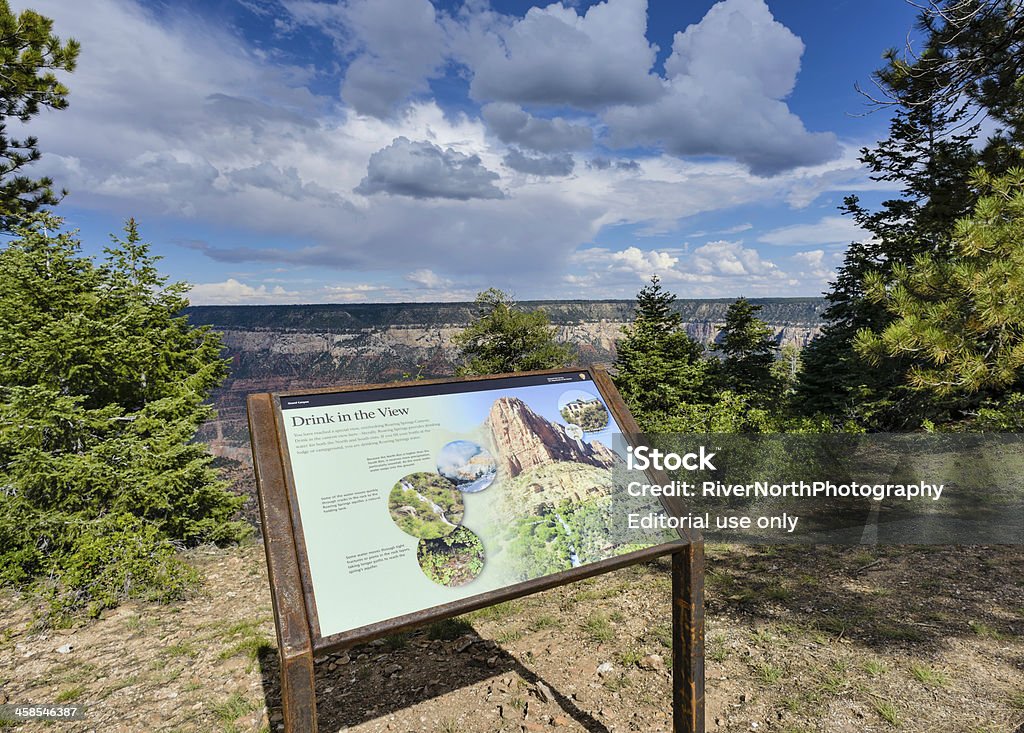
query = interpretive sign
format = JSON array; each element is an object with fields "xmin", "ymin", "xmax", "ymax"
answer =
[{"xmin": 247, "ymin": 368, "xmax": 704, "ymax": 733}]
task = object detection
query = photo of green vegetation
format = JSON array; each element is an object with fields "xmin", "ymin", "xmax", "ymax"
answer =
[
  {"xmin": 501, "ymin": 498, "xmax": 605, "ymax": 579},
  {"xmin": 388, "ymin": 472, "xmax": 465, "ymax": 540},
  {"xmin": 486, "ymin": 460, "xmax": 653, "ymax": 583},
  {"xmin": 558, "ymin": 390, "xmax": 609, "ymax": 432},
  {"xmin": 416, "ymin": 527, "xmax": 485, "ymax": 587}
]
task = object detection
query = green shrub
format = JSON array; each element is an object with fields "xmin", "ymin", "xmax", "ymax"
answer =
[{"xmin": 0, "ymin": 214, "xmax": 247, "ymax": 621}]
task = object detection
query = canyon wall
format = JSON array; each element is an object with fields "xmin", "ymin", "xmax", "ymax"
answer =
[
  {"xmin": 188, "ymin": 298, "xmax": 826, "ymax": 480},
  {"xmin": 487, "ymin": 397, "xmax": 617, "ymax": 478}
]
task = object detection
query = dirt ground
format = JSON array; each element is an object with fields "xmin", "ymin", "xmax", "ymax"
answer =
[{"xmin": 1, "ymin": 541, "xmax": 1023, "ymax": 733}]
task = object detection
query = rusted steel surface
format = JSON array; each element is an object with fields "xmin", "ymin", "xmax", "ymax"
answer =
[
  {"xmin": 272, "ymin": 366, "xmax": 594, "ymax": 399},
  {"xmin": 248, "ymin": 393, "xmax": 318, "ymax": 733},
  {"xmin": 673, "ymin": 544, "xmax": 706, "ymax": 733},
  {"xmin": 272, "ymin": 402, "xmax": 326, "ymax": 642},
  {"xmin": 596, "ymin": 365, "xmax": 706, "ymax": 733}
]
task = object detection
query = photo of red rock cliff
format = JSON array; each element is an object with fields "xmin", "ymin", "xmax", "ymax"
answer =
[{"xmin": 482, "ymin": 396, "xmax": 637, "ymax": 581}]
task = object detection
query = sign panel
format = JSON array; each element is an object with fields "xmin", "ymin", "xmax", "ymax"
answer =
[{"xmin": 270, "ymin": 369, "xmax": 678, "ymax": 644}]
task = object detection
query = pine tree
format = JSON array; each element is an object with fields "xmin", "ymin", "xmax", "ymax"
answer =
[
  {"xmin": 614, "ymin": 276, "xmax": 711, "ymax": 424},
  {"xmin": 0, "ymin": 214, "xmax": 247, "ymax": 620},
  {"xmin": 866, "ymin": 1, "xmax": 1024, "ymax": 170},
  {"xmin": 848, "ymin": 37, "xmax": 981, "ymax": 261},
  {"xmin": 855, "ymin": 168, "xmax": 1024, "ymax": 404},
  {"xmin": 796, "ymin": 10, "xmax": 986, "ymax": 427},
  {"xmin": 453, "ymin": 288, "xmax": 574, "ymax": 376},
  {"xmin": 716, "ymin": 297, "xmax": 779, "ymax": 402},
  {"xmin": 0, "ymin": 3, "xmax": 79, "ymax": 231},
  {"xmin": 794, "ymin": 241, "xmax": 898, "ymax": 420}
]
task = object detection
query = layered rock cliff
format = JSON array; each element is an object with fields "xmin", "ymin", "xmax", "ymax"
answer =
[
  {"xmin": 486, "ymin": 397, "xmax": 617, "ymax": 478},
  {"xmin": 187, "ymin": 298, "xmax": 825, "ymax": 387},
  {"xmin": 188, "ymin": 298, "xmax": 825, "ymax": 500}
]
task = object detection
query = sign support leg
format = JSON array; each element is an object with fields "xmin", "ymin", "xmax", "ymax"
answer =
[
  {"xmin": 248, "ymin": 394, "xmax": 319, "ymax": 732},
  {"xmin": 672, "ymin": 541, "xmax": 705, "ymax": 733},
  {"xmin": 280, "ymin": 646, "xmax": 317, "ymax": 733}
]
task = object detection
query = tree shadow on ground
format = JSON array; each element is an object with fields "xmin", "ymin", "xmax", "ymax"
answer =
[
  {"xmin": 257, "ymin": 618, "xmax": 611, "ymax": 732},
  {"xmin": 255, "ymin": 545, "xmax": 1024, "ymax": 729},
  {"xmin": 695, "ymin": 543, "xmax": 1024, "ymax": 655}
]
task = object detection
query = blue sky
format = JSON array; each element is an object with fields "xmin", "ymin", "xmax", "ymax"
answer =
[{"xmin": 16, "ymin": 0, "xmax": 926, "ymax": 303}]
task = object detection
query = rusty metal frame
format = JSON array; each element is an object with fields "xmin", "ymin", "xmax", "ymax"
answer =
[
  {"xmin": 248, "ymin": 392, "xmax": 318, "ymax": 731},
  {"xmin": 247, "ymin": 367, "xmax": 704, "ymax": 733}
]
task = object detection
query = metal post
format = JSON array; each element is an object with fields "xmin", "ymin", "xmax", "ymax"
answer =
[
  {"xmin": 672, "ymin": 542, "xmax": 705, "ymax": 733},
  {"xmin": 249, "ymin": 394, "xmax": 318, "ymax": 732}
]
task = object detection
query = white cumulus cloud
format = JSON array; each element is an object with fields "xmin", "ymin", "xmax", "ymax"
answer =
[
  {"xmin": 405, "ymin": 268, "xmax": 453, "ymax": 289},
  {"xmin": 502, "ymin": 149, "xmax": 575, "ymax": 176},
  {"xmin": 461, "ymin": 0, "xmax": 662, "ymax": 108},
  {"xmin": 14, "ymin": 0, "xmax": 884, "ymax": 302},
  {"xmin": 481, "ymin": 102, "xmax": 593, "ymax": 152},
  {"xmin": 604, "ymin": 0, "xmax": 840, "ymax": 174},
  {"xmin": 610, "ymin": 246, "xmax": 680, "ymax": 275},
  {"xmin": 691, "ymin": 240, "xmax": 779, "ymax": 277},
  {"xmin": 188, "ymin": 278, "xmax": 297, "ymax": 305},
  {"xmin": 758, "ymin": 215, "xmax": 868, "ymax": 246},
  {"xmin": 356, "ymin": 137, "xmax": 505, "ymax": 200},
  {"xmin": 284, "ymin": 0, "xmax": 446, "ymax": 118}
]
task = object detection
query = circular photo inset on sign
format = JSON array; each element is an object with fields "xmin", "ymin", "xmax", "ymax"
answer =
[
  {"xmin": 564, "ymin": 423, "xmax": 584, "ymax": 441},
  {"xmin": 417, "ymin": 526, "xmax": 485, "ymax": 587},
  {"xmin": 436, "ymin": 440, "xmax": 497, "ymax": 494},
  {"xmin": 557, "ymin": 389, "xmax": 609, "ymax": 432},
  {"xmin": 388, "ymin": 472, "xmax": 464, "ymax": 540}
]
